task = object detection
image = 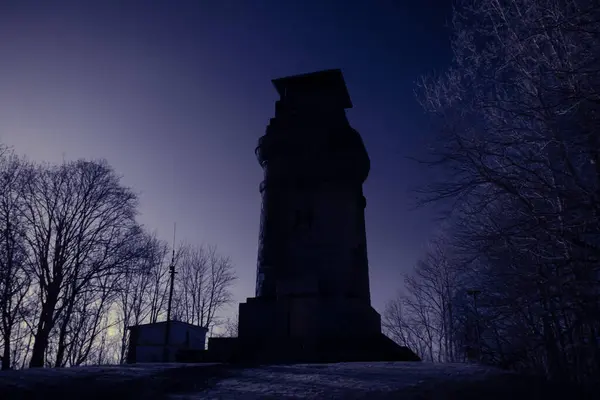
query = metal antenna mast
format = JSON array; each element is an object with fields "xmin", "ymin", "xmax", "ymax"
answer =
[{"xmin": 163, "ymin": 223, "xmax": 177, "ymax": 362}]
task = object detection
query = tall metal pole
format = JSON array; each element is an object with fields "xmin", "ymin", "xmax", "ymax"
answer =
[{"xmin": 163, "ymin": 223, "xmax": 177, "ymax": 362}]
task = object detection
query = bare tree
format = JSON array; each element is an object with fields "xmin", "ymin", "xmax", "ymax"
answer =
[
  {"xmin": 212, "ymin": 310, "xmax": 239, "ymax": 338},
  {"xmin": 145, "ymin": 241, "xmax": 173, "ymax": 325},
  {"xmin": 412, "ymin": 0, "xmax": 600, "ymax": 383},
  {"xmin": 87, "ymin": 311, "xmax": 120, "ymax": 366},
  {"xmin": 383, "ymin": 295, "xmax": 428, "ymax": 359},
  {"xmin": 172, "ymin": 243, "xmax": 236, "ymax": 330},
  {"xmin": 384, "ymin": 237, "xmax": 462, "ymax": 362},
  {"xmin": 20, "ymin": 159, "xmax": 140, "ymax": 368},
  {"xmin": 0, "ymin": 152, "xmax": 32, "ymax": 370},
  {"xmin": 115, "ymin": 233, "xmax": 170, "ymax": 363}
]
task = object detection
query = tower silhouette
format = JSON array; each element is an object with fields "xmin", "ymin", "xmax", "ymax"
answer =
[{"xmin": 208, "ymin": 69, "xmax": 419, "ymax": 363}]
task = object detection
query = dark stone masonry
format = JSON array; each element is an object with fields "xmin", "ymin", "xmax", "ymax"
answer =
[{"xmin": 205, "ymin": 69, "xmax": 419, "ymax": 364}]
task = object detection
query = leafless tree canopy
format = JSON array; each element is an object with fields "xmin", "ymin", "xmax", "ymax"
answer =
[
  {"xmin": 0, "ymin": 150, "xmax": 237, "ymax": 369},
  {"xmin": 20, "ymin": 160, "xmax": 143, "ymax": 368},
  {"xmin": 171, "ymin": 243, "xmax": 236, "ymax": 330},
  {"xmin": 385, "ymin": 0, "xmax": 600, "ymax": 385},
  {"xmin": 0, "ymin": 151, "xmax": 32, "ymax": 370},
  {"xmin": 212, "ymin": 311, "xmax": 239, "ymax": 338}
]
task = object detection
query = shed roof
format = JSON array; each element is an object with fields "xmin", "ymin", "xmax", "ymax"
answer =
[{"xmin": 127, "ymin": 320, "xmax": 208, "ymax": 332}]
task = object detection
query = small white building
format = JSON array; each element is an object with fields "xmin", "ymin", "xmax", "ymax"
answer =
[{"xmin": 126, "ymin": 320, "xmax": 208, "ymax": 363}]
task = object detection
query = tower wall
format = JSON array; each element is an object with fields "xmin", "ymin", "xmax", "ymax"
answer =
[
  {"xmin": 220, "ymin": 69, "xmax": 421, "ymax": 364},
  {"xmin": 254, "ymin": 97, "xmax": 371, "ymax": 303}
]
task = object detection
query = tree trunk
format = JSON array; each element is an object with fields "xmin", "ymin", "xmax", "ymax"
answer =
[
  {"xmin": 1, "ymin": 294, "xmax": 12, "ymax": 370},
  {"xmin": 29, "ymin": 286, "xmax": 60, "ymax": 368},
  {"xmin": 119, "ymin": 322, "xmax": 128, "ymax": 364},
  {"xmin": 29, "ymin": 321, "xmax": 51, "ymax": 368},
  {"xmin": 54, "ymin": 292, "xmax": 77, "ymax": 367},
  {"xmin": 54, "ymin": 315, "xmax": 70, "ymax": 367},
  {"xmin": 1, "ymin": 327, "xmax": 11, "ymax": 370}
]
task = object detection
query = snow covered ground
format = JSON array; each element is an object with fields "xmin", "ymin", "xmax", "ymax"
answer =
[
  {"xmin": 0, "ymin": 361, "xmax": 579, "ymax": 399},
  {"xmin": 0, "ymin": 363, "xmax": 225, "ymax": 399},
  {"xmin": 170, "ymin": 362, "xmax": 516, "ymax": 399},
  {"xmin": 0, "ymin": 362, "xmax": 217, "ymax": 387}
]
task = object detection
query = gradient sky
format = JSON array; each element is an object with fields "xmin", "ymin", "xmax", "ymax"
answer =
[{"xmin": 0, "ymin": 0, "xmax": 453, "ymax": 320}]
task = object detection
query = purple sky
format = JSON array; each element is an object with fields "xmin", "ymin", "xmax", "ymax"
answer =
[{"xmin": 0, "ymin": 1, "xmax": 452, "ymax": 318}]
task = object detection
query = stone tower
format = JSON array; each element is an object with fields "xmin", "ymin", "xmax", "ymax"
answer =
[
  {"xmin": 254, "ymin": 69, "xmax": 370, "ymax": 302},
  {"xmin": 229, "ymin": 69, "xmax": 418, "ymax": 363}
]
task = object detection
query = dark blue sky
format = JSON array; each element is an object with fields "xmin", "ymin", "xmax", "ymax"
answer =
[{"xmin": 0, "ymin": 0, "xmax": 453, "ymax": 319}]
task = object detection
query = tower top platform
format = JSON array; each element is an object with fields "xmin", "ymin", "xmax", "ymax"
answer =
[{"xmin": 272, "ymin": 69, "xmax": 353, "ymax": 110}]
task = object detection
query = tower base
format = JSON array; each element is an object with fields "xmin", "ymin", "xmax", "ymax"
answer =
[{"xmin": 205, "ymin": 296, "xmax": 420, "ymax": 364}]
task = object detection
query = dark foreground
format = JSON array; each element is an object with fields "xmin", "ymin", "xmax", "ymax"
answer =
[{"xmin": 0, "ymin": 362, "xmax": 595, "ymax": 399}]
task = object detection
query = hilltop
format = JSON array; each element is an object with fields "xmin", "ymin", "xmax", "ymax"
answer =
[{"xmin": 0, "ymin": 362, "xmax": 585, "ymax": 399}]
